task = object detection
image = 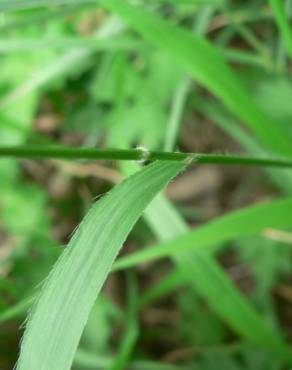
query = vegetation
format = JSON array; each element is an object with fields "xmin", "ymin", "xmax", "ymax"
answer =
[{"xmin": 0, "ymin": 1, "xmax": 292, "ymax": 369}]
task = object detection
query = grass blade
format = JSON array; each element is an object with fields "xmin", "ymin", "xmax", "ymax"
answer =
[
  {"xmin": 0, "ymin": 17, "xmax": 123, "ymax": 109},
  {"xmin": 0, "ymin": 0, "xmax": 98, "ymax": 12},
  {"xmin": 75, "ymin": 349, "xmax": 188, "ymax": 370},
  {"xmin": 0, "ymin": 296, "xmax": 35, "ymax": 325},
  {"xmin": 120, "ymin": 162, "xmax": 292, "ymax": 362},
  {"xmin": 270, "ymin": 0, "xmax": 292, "ymax": 58},
  {"xmin": 164, "ymin": 77, "xmax": 191, "ymax": 152},
  {"xmin": 138, "ymin": 270, "xmax": 183, "ymax": 307},
  {"xmin": 142, "ymin": 195, "xmax": 292, "ymax": 362},
  {"xmin": 196, "ymin": 99, "xmax": 292, "ymax": 195},
  {"xmin": 109, "ymin": 274, "xmax": 139, "ymax": 370},
  {"xmin": 0, "ymin": 37, "xmax": 144, "ymax": 53},
  {"xmin": 16, "ymin": 160, "xmax": 187, "ymax": 370},
  {"xmin": 114, "ymin": 197, "xmax": 292, "ymax": 269},
  {"xmin": 176, "ymin": 249, "xmax": 292, "ymax": 360},
  {"xmin": 103, "ymin": 0, "xmax": 292, "ymax": 157}
]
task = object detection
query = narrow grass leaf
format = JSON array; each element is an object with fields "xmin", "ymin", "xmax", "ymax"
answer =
[
  {"xmin": 103, "ymin": 0, "xmax": 292, "ymax": 157},
  {"xmin": 138, "ymin": 270, "xmax": 183, "ymax": 307},
  {"xmin": 0, "ymin": 17, "xmax": 124, "ymax": 109},
  {"xmin": 75, "ymin": 349, "xmax": 188, "ymax": 370},
  {"xmin": 0, "ymin": 0, "xmax": 98, "ymax": 12},
  {"xmin": 197, "ymin": 99, "xmax": 292, "ymax": 195},
  {"xmin": 270, "ymin": 0, "xmax": 292, "ymax": 58},
  {"xmin": 109, "ymin": 274, "xmax": 139, "ymax": 370},
  {"xmin": 176, "ymin": 249, "xmax": 292, "ymax": 361},
  {"xmin": 144, "ymin": 195, "xmax": 292, "ymax": 362},
  {"xmin": 0, "ymin": 296, "xmax": 35, "ymax": 325},
  {"xmin": 0, "ymin": 37, "xmax": 144, "ymax": 53},
  {"xmin": 16, "ymin": 160, "xmax": 187, "ymax": 370},
  {"xmin": 121, "ymin": 163, "xmax": 292, "ymax": 362},
  {"xmin": 114, "ymin": 197, "xmax": 292, "ymax": 269},
  {"xmin": 0, "ymin": 0, "xmax": 216, "ymax": 12}
]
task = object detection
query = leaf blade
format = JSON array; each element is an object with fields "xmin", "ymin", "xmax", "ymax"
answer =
[
  {"xmin": 143, "ymin": 195, "xmax": 292, "ymax": 362},
  {"xmin": 16, "ymin": 160, "xmax": 186, "ymax": 370},
  {"xmin": 114, "ymin": 197, "xmax": 292, "ymax": 269},
  {"xmin": 270, "ymin": 0, "xmax": 292, "ymax": 58},
  {"xmin": 0, "ymin": 0, "xmax": 97, "ymax": 11},
  {"xmin": 121, "ymin": 164, "xmax": 292, "ymax": 363},
  {"xmin": 103, "ymin": 0, "xmax": 292, "ymax": 157}
]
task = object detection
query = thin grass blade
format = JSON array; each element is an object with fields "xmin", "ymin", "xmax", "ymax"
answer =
[
  {"xmin": 16, "ymin": 160, "xmax": 187, "ymax": 370},
  {"xmin": 114, "ymin": 197, "xmax": 292, "ymax": 269},
  {"xmin": 0, "ymin": 0, "xmax": 98, "ymax": 11},
  {"xmin": 270, "ymin": 0, "xmax": 292, "ymax": 58},
  {"xmin": 142, "ymin": 194, "xmax": 292, "ymax": 362},
  {"xmin": 103, "ymin": 0, "xmax": 292, "ymax": 157}
]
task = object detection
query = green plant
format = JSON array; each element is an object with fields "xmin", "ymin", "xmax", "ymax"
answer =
[{"xmin": 1, "ymin": 1, "xmax": 292, "ymax": 370}]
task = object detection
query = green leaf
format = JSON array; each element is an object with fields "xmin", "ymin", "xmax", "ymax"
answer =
[
  {"xmin": 0, "ymin": 16, "xmax": 124, "ymax": 109},
  {"xmin": 0, "ymin": 37, "xmax": 144, "ymax": 53},
  {"xmin": 0, "ymin": 0, "xmax": 97, "ymax": 12},
  {"xmin": 175, "ymin": 249, "xmax": 292, "ymax": 361},
  {"xmin": 109, "ymin": 273, "xmax": 139, "ymax": 370},
  {"xmin": 270, "ymin": 0, "xmax": 292, "ymax": 58},
  {"xmin": 120, "ymin": 163, "xmax": 292, "ymax": 363},
  {"xmin": 103, "ymin": 0, "xmax": 292, "ymax": 157},
  {"xmin": 16, "ymin": 160, "xmax": 187, "ymax": 370},
  {"xmin": 74, "ymin": 349, "xmax": 189, "ymax": 370},
  {"xmin": 195, "ymin": 98, "xmax": 292, "ymax": 195},
  {"xmin": 141, "ymin": 195, "xmax": 292, "ymax": 362},
  {"xmin": 114, "ymin": 197, "xmax": 292, "ymax": 268}
]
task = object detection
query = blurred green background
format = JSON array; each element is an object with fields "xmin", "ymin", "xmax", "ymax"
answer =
[{"xmin": 1, "ymin": 1, "xmax": 292, "ymax": 369}]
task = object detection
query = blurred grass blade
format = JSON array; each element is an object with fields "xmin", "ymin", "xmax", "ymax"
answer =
[
  {"xmin": 0, "ymin": 0, "xmax": 215, "ymax": 11},
  {"xmin": 0, "ymin": 296, "xmax": 35, "ymax": 325},
  {"xmin": 109, "ymin": 274, "xmax": 139, "ymax": 370},
  {"xmin": 16, "ymin": 160, "xmax": 187, "ymax": 370},
  {"xmin": 103, "ymin": 0, "xmax": 292, "ymax": 157},
  {"xmin": 75, "ymin": 349, "xmax": 188, "ymax": 370},
  {"xmin": 0, "ymin": 0, "xmax": 98, "ymax": 11},
  {"xmin": 0, "ymin": 17, "xmax": 124, "ymax": 109},
  {"xmin": 114, "ymin": 197, "xmax": 292, "ymax": 269},
  {"xmin": 0, "ymin": 49, "xmax": 90, "ymax": 109},
  {"xmin": 138, "ymin": 270, "xmax": 183, "ymax": 307},
  {"xmin": 197, "ymin": 99, "xmax": 292, "ymax": 195},
  {"xmin": 164, "ymin": 77, "xmax": 191, "ymax": 152},
  {"xmin": 121, "ymin": 163, "xmax": 292, "ymax": 362},
  {"xmin": 0, "ymin": 37, "xmax": 144, "ymax": 53},
  {"xmin": 176, "ymin": 249, "xmax": 292, "ymax": 360},
  {"xmin": 143, "ymin": 195, "xmax": 292, "ymax": 362},
  {"xmin": 270, "ymin": 0, "xmax": 292, "ymax": 58}
]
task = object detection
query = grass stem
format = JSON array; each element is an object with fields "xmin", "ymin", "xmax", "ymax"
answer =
[{"xmin": 0, "ymin": 145, "xmax": 292, "ymax": 169}]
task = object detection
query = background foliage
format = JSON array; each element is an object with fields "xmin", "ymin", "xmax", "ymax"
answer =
[{"xmin": 1, "ymin": 0, "xmax": 292, "ymax": 369}]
